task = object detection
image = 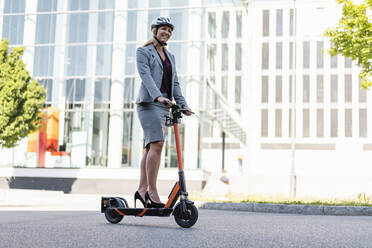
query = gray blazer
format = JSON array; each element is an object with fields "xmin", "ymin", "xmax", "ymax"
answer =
[{"xmin": 135, "ymin": 44, "xmax": 188, "ymax": 107}]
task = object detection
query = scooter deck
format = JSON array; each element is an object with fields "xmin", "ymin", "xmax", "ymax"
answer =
[{"xmin": 109, "ymin": 207, "xmax": 174, "ymax": 217}]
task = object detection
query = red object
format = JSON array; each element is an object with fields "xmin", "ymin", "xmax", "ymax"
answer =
[
  {"xmin": 174, "ymin": 123, "xmax": 183, "ymax": 171},
  {"xmin": 37, "ymin": 116, "xmax": 47, "ymax": 167}
]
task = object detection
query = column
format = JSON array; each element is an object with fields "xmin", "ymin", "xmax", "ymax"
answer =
[{"xmin": 107, "ymin": 0, "xmax": 126, "ymax": 168}]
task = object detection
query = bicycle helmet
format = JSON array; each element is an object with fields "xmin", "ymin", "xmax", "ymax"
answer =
[{"xmin": 151, "ymin": 17, "xmax": 174, "ymax": 31}]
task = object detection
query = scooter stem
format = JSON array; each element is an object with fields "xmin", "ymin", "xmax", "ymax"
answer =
[{"xmin": 173, "ymin": 123, "xmax": 183, "ymax": 171}]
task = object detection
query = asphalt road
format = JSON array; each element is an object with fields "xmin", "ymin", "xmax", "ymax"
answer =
[{"xmin": 0, "ymin": 209, "xmax": 371, "ymax": 248}]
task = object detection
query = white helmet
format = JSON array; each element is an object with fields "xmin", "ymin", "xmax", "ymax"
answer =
[{"xmin": 151, "ymin": 17, "xmax": 174, "ymax": 31}]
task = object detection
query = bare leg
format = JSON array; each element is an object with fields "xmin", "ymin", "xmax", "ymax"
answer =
[
  {"xmin": 146, "ymin": 141, "xmax": 164, "ymax": 203},
  {"xmin": 137, "ymin": 148, "xmax": 149, "ymax": 200}
]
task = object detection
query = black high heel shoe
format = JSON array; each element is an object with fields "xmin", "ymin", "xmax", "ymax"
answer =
[
  {"xmin": 134, "ymin": 191, "xmax": 147, "ymax": 208},
  {"xmin": 145, "ymin": 192, "xmax": 165, "ymax": 208}
]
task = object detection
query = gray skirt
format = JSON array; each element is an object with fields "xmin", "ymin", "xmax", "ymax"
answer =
[{"xmin": 136, "ymin": 101, "xmax": 170, "ymax": 148}]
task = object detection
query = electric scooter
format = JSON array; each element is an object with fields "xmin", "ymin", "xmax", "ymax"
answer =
[{"xmin": 101, "ymin": 104, "xmax": 198, "ymax": 228}]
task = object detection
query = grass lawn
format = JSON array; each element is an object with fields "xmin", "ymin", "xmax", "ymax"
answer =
[{"xmin": 189, "ymin": 192, "xmax": 372, "ymax": 207}]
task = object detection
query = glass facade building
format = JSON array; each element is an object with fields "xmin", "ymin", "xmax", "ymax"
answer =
[{"xmin": 0, "ymin": 0, "xmax": 247, "ymax": 171}]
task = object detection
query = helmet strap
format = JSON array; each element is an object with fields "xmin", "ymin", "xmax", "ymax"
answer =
[{"xmin": 153, "ymin": 35, "xmax": 167, "ymax": 47}]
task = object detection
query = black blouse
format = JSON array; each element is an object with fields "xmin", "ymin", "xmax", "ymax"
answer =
[{"xmin": 158, "ymin": 51, "xmax": 172, "ymax": 99}]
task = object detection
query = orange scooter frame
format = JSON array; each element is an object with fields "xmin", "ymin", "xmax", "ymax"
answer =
[{"xmin": 101, "ymin": 104, "xmax": 198, "ymax": 228}]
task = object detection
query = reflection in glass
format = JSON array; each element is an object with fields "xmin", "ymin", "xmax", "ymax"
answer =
[
  {"xmin": 317, "ymin": 109, "xmax": 324, "ymax": 137},
  {"xmin": 67, "ymin": 13, "xmax": 89, "ymax": 43},
  {"xmin": 97, "ymin": 11, "xmax": 114, "ymax": 42},
  {"xmin": 2, "ymin": 0, "xmax": 26, "ymax": 45},
  {"xmin": 127, "ymin": 11, "xmax": 137, "ymax": 41},
  {"xmin": 34, "ymin": 47, "xmax": 55, "ymax": 76},
  {"xmin": 222, "ymin": 44, "xmax": 228, "ymax": 71},
  {"xmin": 345, "ymin": 109, "xmax": 352, "ymax": 137},
  {"xmin": 96, "ymin": 45, "xmax": 113, "ymax": 76},
  {"xmin": 275, "ymin": 109, "xmax": 282, "ymax": 137},
  {"xmin": 94, "ymin": 78, "xmax": 111, "ymax": 103},
  {"xmin": 303, "ymin": 75, "xmax": 309, "ymax": 103},
  {"xmin": 235, "ymin": 76, "xmax": 241, "ymax": 104},
  {"xmin": 344, "ymin": 74, "xmax": 352, "ymax": 103},
  {"xmin": 359, "ymin": 109, "xmax": 367, "ymax": 138},
  {"xmin": 331, "ymin": 109, "xmax": 338, "ymax": 137},
  {"xmin": 92, "ymin": 111, "xmax": 109, "ymax": 166},
  {"xmin": 262, "ymin": 76, "xmax": 268, "ymax": 103},
  {"xmin": 331, "ymin": 75, "xmax": 338, "ymax": 103},
  {"xmin": 235, "ymin": 43, "xmax": 242, "ymax": 71},
  {"xmin": 222, "ymin": 11, "xmax": 230, "ymax": 38},
  {"xmin": 208, "ymin": 44, "xmax": 217, "ymax": 72},
  {"xmin": 65, "ymin": 79, "xmax": 86, "ymax": 103},
  {"xmin": 289, "ymin": 9, "xmax": 294, "ymax": 36},
  {"xmin": 276, "ymin": 9, "xmax": 283, "ymax": 36},
  {"xmin": 276, "ymin": 42, "xmax": 282, "ymax": 69},
  {"xmin": 276, "ymin": 76, "xmax": 282, "ymax": 103},
  {"xmin": 170, "ymin": 9, "xmax": 188, "ymax": 40},
  {"xmin": 303, "ymin": 109, "xmax": 309, "ymax": 137},
  {"xmin": 236, "ymin": 11, "xmax": 242, "ymax": 38},
  {"xmin": 221, "ymin": 76, "xmax": 228, "ymax": 99},
  {"xmin": 317, "ymin": 41, "xmax": 324, "ymax": 68},
  {"xmin": 262, "ymin": 10, "xmax": 269, "ymax": 37},
  {"xmin": 208, "ymin": 12, "xmax": 216, "ymax": 38},
  {"xmin": 38, "ymin": 79, "xmax": 53, "ymax": 102},
  {"xmin": 261, "ymin": 109, "xmax": 268, "ymax": 137},
  {"xmin": 317, "ymin": 75, "xmax": 324, "ymax": 103},
  {"xmin": 303, "ymin": 41, "xmax": 310, "ymax": 69},
  {"xmin": 262, "ymin": 43, "xmax": 269, "ymax": 69},
  {"xmin": 122, "ymin": 112, "xmax": 133, "ymax": 166},
  {"xmin": 66, "ymin": 46, "xmax": 87, "ymax": 76}
]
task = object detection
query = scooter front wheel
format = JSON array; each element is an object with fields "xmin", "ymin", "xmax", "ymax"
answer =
[
  {"xmin": 104, "ymin": 198, "xmax": 125, "ymax": 224},
  {"xmin": 174, "ymin": 203, "xmax": 198, "ymax": 228}
]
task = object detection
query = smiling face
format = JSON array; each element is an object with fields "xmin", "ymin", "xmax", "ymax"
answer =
[{"xmin": 156, "ymin": 25, "xmax": 173, "ymax": 44}]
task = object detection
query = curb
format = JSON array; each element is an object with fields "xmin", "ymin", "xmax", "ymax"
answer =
[{"xmin": 196, "ymin": 202, "xmax": 372, "ymax": 216}]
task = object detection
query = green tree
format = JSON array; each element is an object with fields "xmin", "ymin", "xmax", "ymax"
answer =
[
  {"xmin": 0, "ymin": 38, "xmax": 45, "ymax": 148},
  {"xmin": 325, "ymin": 0, "xmax": 372, "ymax": 88}
]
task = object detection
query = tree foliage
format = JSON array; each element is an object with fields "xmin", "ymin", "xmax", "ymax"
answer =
[
  {"xmin": 325, "ymin": 0, "xmax": 372, "ymax": 88},
  {"xmin": 0, "ymin": 38, "xmax": 45, "ymax": 148}
]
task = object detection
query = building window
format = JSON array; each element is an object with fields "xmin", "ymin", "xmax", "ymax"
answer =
[
  {"xmin": 317, "ymin": 109, "xmax": 324, "ymax": 137},
  {"xmin": 235, "ymin": 76, "xmax": 241, "ymax": 104},
  {"xmin": 359, "ymin": 109, "xmax": 367, "ymax": 138},
  {"xmin": 331, "ymin": 109, "xmax": 338, "ymax": 137},
  {"xmin": 208, "ymin": 12, "xmax": 216, "ymax": 38},
  {"xmin": 275, "ymin": 109, "xmax": 282, "ymax": 137},
  {"xmin": 65, "ymin": 78, "xmax": 86, "ymax": 103},
  {"xmin": 66, "ymin": 46, "xmax": 87, "ymax": 76},
  {"xmin": 2, "ymin": 0, "xmax": 26, "ymax": 45},
  {"xmin": 331, "ymin": 75, "xmax": 338, "ymax": 103},
  {"xmin": 207, "ymin": 44, "xmax": 217, "ymax": 72},
  {"xmin": 289, "ymin": 109, "xmax": 293, "ymax": 137},
  {"xmin": 235, "ymin": 43, "xmax": 242, "ymax": 70},
  {"xmin": 289, "ymin": 42, "xmax": 294, "ymax": 69},
  {"xmin": 289, "ymin": 9, "xmax": 294, "ymax": 36},
  {"xmin": 276, "ymin": 76, "xmax": 282, "ymax": 103},
  {"xmin": 289, "ymin": 75, "xmax": 293, "ymax": 103},
  {"xmin": 261, "ymin": 109, "xmax": 268, "ymax": 137},
  {"xmin": 317, "ymin": 75, "xmax": 324, "ymax": 103},
  {"xmin": 236, "ymin": 11, "xmax": 242, "ymax": 38},
  {"xmin": 303, "ymin": 41, "xmax": 310, "ymax": 69},
  {"xmin": 34, "ymin": 47, "xmax": 55, "ymax": 77},
  {"xmin": 97, "ymin": 45, "xmax": 113, "ymax": 76},
  {"xmin": 262, "ymin": 43, "xmax": 269, "ymax": 69},
  {"xmin": 262, "ymin": 10, "xmax": 269, "ymax": 36},
  {"xmin": 359, "ymin": 82, "xmax": 367, "ymax": 103},
  {"xmin": 221, "ymin": 76, "xmax": 228, "ymax": 99},
  {"xmin": 345, "ymin": 57, "xmax": 352, "ymax": 68},
  {"xmin": 344, "ymin": 74, "xmax": 352, "ymax": 103},
  {"xmin": 303, "ymin": 109, "xmax": 310, "ymax": 137},
  {"xmin": 276, "ymin": 42, "xmax": 282, "ymax": 69},
  {"xmin": 221, "ymin": 44, "xmax": 228, "ymax": 71},
  {"xmin": 38, "ymin": 79, "xmax": 53, "ymax": 102},
  {"xmin": 262, "ymin": 76, "xmax": 269, "ymax": 103},
  {"xmin": 303, "ymin": 75, "xmax": 310, "ymax": 103},
  {"xmin": 222, "ymin": 11, "xmax": 230, "ymax": 38},
  {"xmin": 276, "ymin": 9, "xmax": 283, "ymax": 36},
  {"xmin": 345, "ymin": 109, "xmax": 352, "ymax": 137},
  {"xmin": 331, "ymin": 44, "xmax": 338, "ymax": 68},
  {"xmin": 317, "ymin": 41, "xmax": 324, "ymax": 68}
]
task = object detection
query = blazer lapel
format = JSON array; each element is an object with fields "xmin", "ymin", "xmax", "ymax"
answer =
[{"xmin": 149, "ymin": 44, "xmax": 163, "ymax": 69}]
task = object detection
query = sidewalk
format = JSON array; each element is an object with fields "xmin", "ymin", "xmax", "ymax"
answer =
[{"xmin": 1, "ymin": 189, "xmax": 372, "ymax": 216}]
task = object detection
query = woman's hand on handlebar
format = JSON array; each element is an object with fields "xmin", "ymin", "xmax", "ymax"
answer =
[
  {"xmin": 156, "ymin": 96, "xmax": 172, "ymax": 108},
  {"xmin": 184, "ymin": 106, "xmax": 193, "ymax": 116}
]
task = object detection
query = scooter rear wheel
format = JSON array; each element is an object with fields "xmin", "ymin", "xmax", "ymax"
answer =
[
  {"xmin": 174, "ymin": 203, "xmax": 198, "ymax": 228},
  {"xmin": 104, "ymin": 198, "xmax": 125, "ymax": 224}
]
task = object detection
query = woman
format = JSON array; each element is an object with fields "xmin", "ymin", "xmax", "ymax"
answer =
[{"xmin": 135, "ymin": 17, "xmax": 192, "ymax": 208}]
